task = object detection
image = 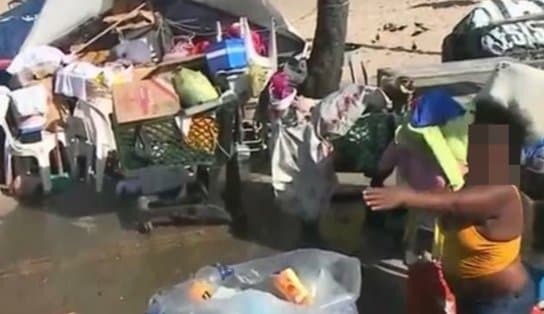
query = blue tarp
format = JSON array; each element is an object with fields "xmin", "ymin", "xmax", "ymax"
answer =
[
  {"xmin": 410, "ymin": 89, "xmax": 466, "ymax": 128},
  {"xmin": 0, "ymin": 0, "xmax": 46, "ymax": 59}
]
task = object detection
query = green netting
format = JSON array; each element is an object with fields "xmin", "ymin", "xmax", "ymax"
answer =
[
  {"xmin": 332, "ymin": 113, "xmax": 396, "ymax": 176},
  {"xmin": 115, "ymin": 117, "xmax": 216, "ymax": 171}
]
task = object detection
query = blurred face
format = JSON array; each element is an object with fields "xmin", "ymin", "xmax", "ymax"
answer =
[{"xmin": 466, "ymin": 124, "xmax": 512, "ymax": 185}]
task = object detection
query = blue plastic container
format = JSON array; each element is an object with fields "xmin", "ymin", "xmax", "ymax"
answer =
[{"xmin": 205, "ymin": 38, "xmax": 247, "ymax": 74}]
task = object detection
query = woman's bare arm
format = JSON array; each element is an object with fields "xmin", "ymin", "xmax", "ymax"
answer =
[
  {"xmin": 402, "ymin": 185, "xmax": 518, "ymax": 220},
  {"xmin": 373, "ymin": 142, "xmax": 397, "ymax": 182}
]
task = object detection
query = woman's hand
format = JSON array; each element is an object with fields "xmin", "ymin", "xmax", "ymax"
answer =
[{"xmin": 362, "ymin": 186, "xmax": 414, "ymax": 211}]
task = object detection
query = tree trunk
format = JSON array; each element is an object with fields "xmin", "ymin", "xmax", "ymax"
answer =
[{"xmin": 301, "ymin": 0, "xmax": 349, "ymax": 98}]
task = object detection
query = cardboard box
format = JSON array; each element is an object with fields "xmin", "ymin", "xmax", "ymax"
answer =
[
  {"xmin": 112, "ymin": 77, "xmax": 180, "ymax": 124},
  {"xmin": 29, "ymin": 77, "xmax": 66, "ymax": 131}
]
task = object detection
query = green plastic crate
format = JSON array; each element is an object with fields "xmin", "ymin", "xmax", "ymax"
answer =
[
  {"xmin": 332, "ymin": 113, "xmax": 396, "ymax": 176},
  {"xmin": 114, "ymin": 117, "xmax": 216, "ymax": 172}
]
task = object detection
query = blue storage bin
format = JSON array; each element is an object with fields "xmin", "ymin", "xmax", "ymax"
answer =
[{"xmin": 205, "ymin": 38, "xmax": 247, "ymax": 74}]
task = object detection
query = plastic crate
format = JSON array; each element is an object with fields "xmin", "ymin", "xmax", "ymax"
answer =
[
  {"xmin": 332, "ymin": 113, "xmax": 396, "ymax": 175},
  {"xmin": 114, "ymin": 117, "xmax": 216, "ymax": 172}
]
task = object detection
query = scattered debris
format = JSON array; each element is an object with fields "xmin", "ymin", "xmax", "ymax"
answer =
[
  {"xmin": 412, "ymin": 22, "xmax": 430, "ymax": 37},
  {"xmin": 414, "ymin": 22, "xmax": 430, "ymax": 31},
  {"xmin": 371, "ymin": 33, "xmax": 381, "ymax": 43},
  {"xmin": 382, "ymin": 23, "xmax": 408, "ymax": 32}
]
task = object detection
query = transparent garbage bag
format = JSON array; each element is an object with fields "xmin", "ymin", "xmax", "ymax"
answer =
[{"xmin": 146, "ymin": 249, "xmax": 361, "ymax": 314}]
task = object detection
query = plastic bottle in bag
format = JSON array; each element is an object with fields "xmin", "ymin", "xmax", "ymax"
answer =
[{"xmin": 189, "ymin": 264, "xmax": 240, "ymax": 301}]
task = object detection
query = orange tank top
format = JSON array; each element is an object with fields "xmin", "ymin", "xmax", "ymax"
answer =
[{"xmin": 442, "ymin": 225, "xmax": 521, "ymax": 279}]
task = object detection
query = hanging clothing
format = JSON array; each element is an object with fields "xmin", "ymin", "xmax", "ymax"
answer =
[
  {"xmin": 317, "ymin": 84, "xmax": 390, "ymax": 138},
  {"xmin": 268, "ymin": 84, "xmax": 391, "ymax": 222},
  {"xmin": 54, "ymin": 61, "xmax": 102, "ymax": 101}
]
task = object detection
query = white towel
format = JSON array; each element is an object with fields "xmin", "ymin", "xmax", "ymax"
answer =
[{"xmin": 54, "ymin": 61, "xmax": 102, "ymax": 101}]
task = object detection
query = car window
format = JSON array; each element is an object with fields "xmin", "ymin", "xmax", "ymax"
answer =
[
  {"xmin": 453, "ymin": 8, "xmax": 495, "ymax": 33},
  {"xmin": 452, "ymin": 10, "xmax": 476, "ymax": 33}
]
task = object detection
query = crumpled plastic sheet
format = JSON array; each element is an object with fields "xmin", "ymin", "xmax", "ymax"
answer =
[{"xmin": 146, "ymin": 249, "xmax": 362, "ymax": 314}]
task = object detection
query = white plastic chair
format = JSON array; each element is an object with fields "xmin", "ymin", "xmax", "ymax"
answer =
[
  {"xmin": 0, "ymin": 94, "xmax": 65, "ymax": 194},
  {"xmin": 72, "ymin": 95, "xmax": 116, "ymax": 193}
]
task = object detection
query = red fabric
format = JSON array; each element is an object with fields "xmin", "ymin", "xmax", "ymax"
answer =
[
  {"xmin": 192, "ymin": 40, "xmax": 210, "ymax": 55},
  {"xmin": 407, "ymin": 261, "xmax": 457, "ymax": 314},
  {"xmin": 227, "ymin": 23, "xmax": 267, "ymax": 56},
  {"xmin": 0, "ymin": 59, "xmax": 11, "ymax": 70}
]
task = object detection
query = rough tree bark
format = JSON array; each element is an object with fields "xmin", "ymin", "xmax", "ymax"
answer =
[{"xmin": 301, "ymin": 0, "xmax": 349, "ymax": 98}]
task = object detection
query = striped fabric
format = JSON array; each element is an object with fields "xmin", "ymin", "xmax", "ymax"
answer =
[{"xmin": 471, "ymin": 0, "xmax": 544, "ymax": 28}]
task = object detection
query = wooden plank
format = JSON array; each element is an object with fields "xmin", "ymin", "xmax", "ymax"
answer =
[
  {"xmin": 377, "ymin": 57, "xmax": 516, "ymax": 87},
  {"xmin": 73, "ymin": 2, "xmax": 147, "ymax": 55},
  {"xmin": 139, "ymin": 54, "xmax": 206, "ymax": 80},
  {"xmin": 377, "ymin": 57, "xmax": 544, "ymax": 92}
]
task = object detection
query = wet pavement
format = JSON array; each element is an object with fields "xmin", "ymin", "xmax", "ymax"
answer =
[{"xmin": 0, "ymin": 173, "xmax": 405, "ymax": 314}]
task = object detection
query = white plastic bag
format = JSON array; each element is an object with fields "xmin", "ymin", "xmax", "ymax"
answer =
[
  {"xmin": 146, "ymin": 249, "xmax": 361, "ymax": 314},
  {"xmin": 270, "ymin": 120, "xmax": 338, "ymax": 222}
]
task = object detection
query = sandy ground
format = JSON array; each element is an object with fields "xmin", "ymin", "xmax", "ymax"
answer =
[{"xmin": 272, "ymin": 0, "xmax": 477, "ymax": 76}]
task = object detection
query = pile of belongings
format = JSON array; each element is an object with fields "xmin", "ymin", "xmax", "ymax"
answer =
[
  {"xmin": 264, "ymin": 60, "xmax": 396, "ymax": 222},
  {"xmin": 0, "ymin": 0, "xmax": 298, "ymax": 196}
]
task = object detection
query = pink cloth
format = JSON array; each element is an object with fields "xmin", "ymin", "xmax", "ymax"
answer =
[
  {"xmin": 270, "ymin": 72, "xmax": 294, "ymax": 99},
  {"xmin": 381, "ymin": 142, "xmax": 446, "ymax": 190}
]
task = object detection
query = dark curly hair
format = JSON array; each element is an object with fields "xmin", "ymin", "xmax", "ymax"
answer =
[{"xmin": 473, "ymin": 98, "xmax": 533, "ymax": 165}]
